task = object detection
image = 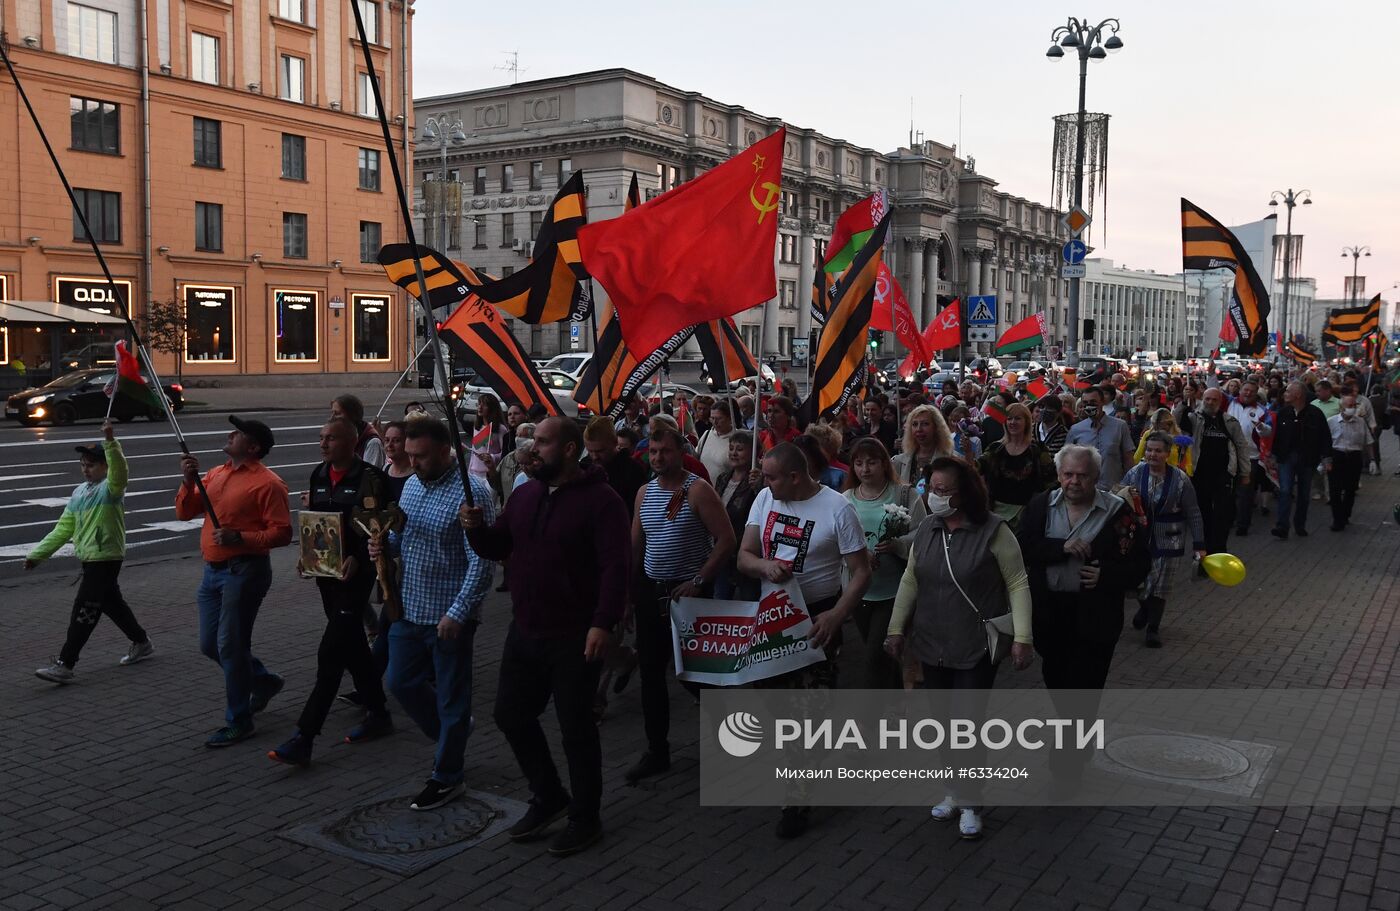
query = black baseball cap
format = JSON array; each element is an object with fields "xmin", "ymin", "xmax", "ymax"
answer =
[
  {"xmin": 228, "ymin": 415, "xmax": 275, "ymax": 456},
  {"xmin": 74, "ymin": 444, "xmax": 106, "ymax": 463}
]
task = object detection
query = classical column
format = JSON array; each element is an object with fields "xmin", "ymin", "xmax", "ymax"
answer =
[
  {"xmin": 906, "ymin": 236, "xmax": 927, "ymax": 326},
  {"xmin": 979, "ymin": 252, "xmax": 993, "ymax": 303},
  {"xmin": 923, "ymin": 237, "xmax": 940, "ymax": 324},
  {"xmin": 796, "ymin": 218, "xmax": 816, "ymax": 342},
  {"xmin": 964, "ymin": 248, "xmax": 980, "ymax": 297}
]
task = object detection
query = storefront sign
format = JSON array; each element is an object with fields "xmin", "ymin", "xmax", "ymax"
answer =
[{"xmin": 56, "ymin": 276, "xmax": 133, "ymax": 314}]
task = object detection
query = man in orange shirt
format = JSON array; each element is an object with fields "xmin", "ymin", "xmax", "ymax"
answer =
[{"xmin": 176, "ymin": 416, "xmax": 293, "ymax": 747}]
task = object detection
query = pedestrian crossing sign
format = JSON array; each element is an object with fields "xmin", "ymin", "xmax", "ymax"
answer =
[{"xmin": 967, "ymin": 296, "xmax": 997, "ymax": 326}]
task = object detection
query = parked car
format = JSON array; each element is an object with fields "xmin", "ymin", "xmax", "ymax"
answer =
[
  {"xmin": 1001, "ymin": 360, "xmax": 1045, "ymax": 376},
  {"xmin": 6, "ymin": 367, "xmax": 184, "ymax": 426},
  {"xmin": 636, "ymin": 382, "xmax": 702, "ymax": 412},
  {"xmin": 1076, "ymin": 356, "xmax": 1124, "ymax": 386},
  {"xmin": 452, "ymin": 368, "xmax": 594, "ymax": 424},
  {"xmin": 537, "ymin": 369, "xmax": 594, "ymax": 420},
  {"xmin": 541, "ymin": 353, "xmax": 592, "ymax": 380}
]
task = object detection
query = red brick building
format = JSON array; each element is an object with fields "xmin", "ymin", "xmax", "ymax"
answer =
[{"xmin": 0, "ymin": 0, "xmax": 415, "ymax": 386}]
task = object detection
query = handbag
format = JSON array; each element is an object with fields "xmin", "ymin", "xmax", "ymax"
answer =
[{"xmin": 941, "ymin": 529, "xmax": 1015, "ymax": 666}]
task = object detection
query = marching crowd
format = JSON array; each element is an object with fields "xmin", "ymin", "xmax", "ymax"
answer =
[{"xmin": 23, "ymin": 359, "xmax": 1400, "ymax": 851}]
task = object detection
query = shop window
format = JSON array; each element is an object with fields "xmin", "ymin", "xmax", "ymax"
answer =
[
  {"xmin": 274, "ymin": 289, "xmax": 318, "ymax": 361},
  {"xmin": 351, "ymin": 293, "xmax": 390, "ymax": 361},
  {"xmin": 183, "ymin": 285, "xmax": 236, "ymax": 361}
]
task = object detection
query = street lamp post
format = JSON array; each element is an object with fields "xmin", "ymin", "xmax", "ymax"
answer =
[
  {"xmin": 1341, "ymin": 245, "xmax": 1371, "ymax": 303},
  {"xmin": 420, "ymin": 116, "xmax": 467, "ymax": 249},
  {"xmin": 1046, "ymin": 16, "xmax": 1123, "ymax": 369},
  {"xmin": 1268, "ymin": 189, "xmax": 1311, "ymax": 352}
]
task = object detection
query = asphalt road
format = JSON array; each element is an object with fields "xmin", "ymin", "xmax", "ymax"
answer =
[{"xmin": 0, "ymin": 408, "xmax": 328, "ymax": 581}]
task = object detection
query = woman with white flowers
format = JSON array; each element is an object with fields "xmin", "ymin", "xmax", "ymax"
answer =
[
  {"xmin": 885, "ymin": 457, "xmax": 1033, "ymax": 840},
  {"xmin": 843, "ymin": 437, "xmax": 926, "ymax": 689}
]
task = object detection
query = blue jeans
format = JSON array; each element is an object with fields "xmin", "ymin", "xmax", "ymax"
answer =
[
  {"xmin": 1274, "ymin": 455, "xmax": 1313, "ymax": 533},
  {"xmin": 387, "ymin": 618, "xmax": 477, "ymax": 785},
  {"xmin": 196, "ymin": 556, "xmax": 275, "ymax": 727}
]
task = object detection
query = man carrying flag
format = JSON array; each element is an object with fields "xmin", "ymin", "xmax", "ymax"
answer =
[{"xmin": 27, "ymin": 420, "xmax": 154, "ymax": 683}]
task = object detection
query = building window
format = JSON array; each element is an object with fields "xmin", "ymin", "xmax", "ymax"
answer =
[
  {"xmin": 354, "ymin": 0, "xmax": 379, "ymax": 43},
  {"xmin": 70, "ymin": 97, "xmax": 119, "ymax": 155},
  {"xmin": 283, "ymin": 212, "xmax": 307, "ymax": 258},
  {"xmin": 195, "ymin": 202, "xmax": 222, "ymax": 252},
  {"xmin": 529, "ymin": 210, "xmax": 542, "ymax": 240},
  {"xmin": 352, "ymin": 294, "xmax": 390, "ymax": 360},
  {"xmin": 357, "ymin": 72, "xmax": 378, "ymax": 118},
  {"xmin": 358, "ymin": 148, "xmax": 380, "ymax": 190},
  {"xmin": 669, "ymin": 166, "xmax": 681, "ymax": 189},
  {"xmin": 817, "ymin": 199, "xmax": 832, "ymax": 223},
  {"xmin": 780, "ymin": 234, "xmax": 797, "ymax": 264},
  {"xmin": 278, "ymin": 0, "xmax": 304, "ymax": 22},
  {"xmin": 1021, "ymin": 273, "xmax": 1029, "ymax": 292},
  {"xmin": 281, "ymin": 134, "xmax": 306, "ymax": 180},
  {"xmin": 73, "ymin": 188, "xmax": 120, "ymax": 244},
  {"xmin": 501, "ymin": 164, "xmax": 514, "ymax": 193},
  {"xmin": 359, "ymin": 221, "xmax": 381, "ymax": 263},
  {"xmin": 529, "ymin": 160, "xmax": 543, "ymax": 191},
  {"xmin": 474, "ymin": 219, "xmax": 486, "ymax": 248},
  {"xmin": 279, "ymin": 55, "xmax": 305, "ymax": 103},
  {"xmin": 274, "ymin": 289, "xmax": 318, "ymax": 361},
  {"xmin": 67, "ymin": 3, "xmax": 117, "ymax": 63},
  {"xmin": 501, "ymin": 266, "xmax": 515, "ymax": 277},
  {"xmin": 500, "ymin": 213, "xmax": 515, "ymax": 247},
  {"xmin": 779, "ymin": 326, "xmax": 795, "ymax": 356},
  {"xmin": 190, "ymin": 32, "xmax": 219, "ymax": 84},
  {"xmin": 814, "ymin": 239, "xmax": 827, "ymax": 262},
  {"xmin": 473, "ymin": 166, "xmax": 487, "ymax": 195},
  {"xmin": 779, "ymin": 280, "xmax": 796, "ymax": 310},
  {"xmin": 558, "ymin": 158, "xmax": 572, "ymax": 184},
  {"xmin": 193, "ymin": 117, "xmax": 221, "ymax": 168},
  {"xmin": 184, "ymin": 285, "xmax": 235, "ymax": 361}
]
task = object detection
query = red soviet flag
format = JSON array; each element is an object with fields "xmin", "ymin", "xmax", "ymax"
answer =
[
  {"xmin": 897, "ymin": 299, "xmax": 961, "ymax": 378},
  {"xmin": 578, "ymin": 129, "xmax": 785, "ymax": 355},
  {"xmin": 870, "ymin": 262, "xmax": 928, "ymax": 364}
]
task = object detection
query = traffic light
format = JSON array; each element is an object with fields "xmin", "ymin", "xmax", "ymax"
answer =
[{"xmin": 868, "ymin": 328, "xmax": 881, "ymax": 351}]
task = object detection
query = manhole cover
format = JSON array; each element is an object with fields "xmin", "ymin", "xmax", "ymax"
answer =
[
  {"xmin": 280, "ymin": 788, "xmax": 527, "ymax": 875},
  {"xmin": 1104, "ymin": 733, "xmax": 1251, "ymax": 781}
]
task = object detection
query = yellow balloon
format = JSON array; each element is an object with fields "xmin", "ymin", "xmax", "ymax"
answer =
[{"xmin": 1202, "ymin": 553, "xmax": 1246, "ymax": 587}]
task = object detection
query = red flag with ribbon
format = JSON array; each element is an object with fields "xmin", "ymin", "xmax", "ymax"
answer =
[
  {"xmin": 870, "ymin": 262, "xmax": 927, "ymax": 369},
  {"xmin": 897, "ymin": 299, "xmax": 961, "ymax": 378}
]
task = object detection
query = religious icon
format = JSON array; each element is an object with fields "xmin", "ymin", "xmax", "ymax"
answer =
[
  {"xmin": 298, "ymin": 510, "xmax": 344, "ymax": 578},
  {"xmin": 353, "ymin": 503, "xmax": 406, "ymax": 621}
]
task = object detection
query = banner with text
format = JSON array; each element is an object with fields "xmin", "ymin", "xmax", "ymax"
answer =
[{"xmin": 670, "ymin": 582, "xmax": 826, "ymax": 686}]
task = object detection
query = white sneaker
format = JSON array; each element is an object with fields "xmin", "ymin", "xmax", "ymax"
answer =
[
  {"xmin": 958, "ymin": 808, "xmax": 983, "ymax": 839},
  {"xmin": 1369, "ymin": 464, "xmax": 1381, "ymax": 476},
  {"xmin": 35, "ymin": 660, "xmax": 74, "ymax": 684},
  {"xmin": 929, "ymin": 796, "xmax": 957, "ymax": 821},
  {"xmin": 120, "ymin": 640, "xmax": 154, "ymax": 666}
]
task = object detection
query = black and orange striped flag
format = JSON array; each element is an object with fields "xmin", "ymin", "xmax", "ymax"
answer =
[
  {"xmin": 1286, "ymin": 337, "xmax": 1317, "ymax": 366},
  {"xmin": 377, "ymin": 243, "xmax": 490, "ymax": 313},
  {"xmin": 467, "ymin": 171, "xmax": 592, "ymax": 324},
  {"xmin": 1181, "ymin": 198, "xmax": 1271, "ymax": 356},
  {"xmin": 625, "ymin": 172, "xmax": 641, "ymax": 211},
  {"xmin": 1323, "ymin": 294, "xmax": 1381, "ymax": 345},
  {"xmin": 799, "ymin": 211, "xmax": 892, "ymax": 423},
  {"xmin": 693, "ymin": 318, "xmax": 758, "ymax": 387},
  {"xmin": 436, "ymin": 295, "xmax": 561, "ymax": 417},
  {"xmin": 1365, "ymin": 330, "xmax": 1389, "ymax": 371}
]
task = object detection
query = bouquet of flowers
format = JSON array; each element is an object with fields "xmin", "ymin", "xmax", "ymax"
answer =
[{"xmin": 878, "ymin": 503, "xmax": 913, "ymax": 543}]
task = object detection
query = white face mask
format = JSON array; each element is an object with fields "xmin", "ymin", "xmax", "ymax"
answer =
[
  {"xmin": 1342, "ymin": 407, "xmax": 1357, "ymax": 418},
  {"xmin": 927, "ymin": 492, "xmax": 955, "ymax": 518}
]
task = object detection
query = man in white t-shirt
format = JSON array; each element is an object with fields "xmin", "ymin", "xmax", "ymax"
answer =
[
  {"xmin": 1226, "ymin": 380, "xmax": 1274, "ymax": 535},
  {"xmin": 738, "ymin": 441, "xmax": 871, "ymax": 839}
]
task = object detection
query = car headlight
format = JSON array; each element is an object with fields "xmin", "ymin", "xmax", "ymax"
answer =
[{"xmin": 28, "ymin": 394, "xmax": 52, "ymax": 404}]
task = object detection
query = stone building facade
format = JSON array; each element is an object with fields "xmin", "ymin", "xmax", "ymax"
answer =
[{"xmin": 413, "ymin": 68, "xmax": 1080, "ymax": 362}]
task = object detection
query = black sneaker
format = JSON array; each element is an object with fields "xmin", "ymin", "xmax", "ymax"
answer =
[
  {"xmin": 507, "ymin": 796, "xmax": 570, "ymax": 842},
  {"xmin": 345, "ymin": 711, "xmax": 393, "ymax": 744},
  {"xmin": 775, "ymin": 807, "xmax": 810, "ymax": 839},
  {"xmin": 548, "ymin": 818, "xmax": 603, "ymax": 856},
  {"xmin": 1295, "ymin": 527, "xmax": 1308, "ymax": 538},
  {"xmin": 410, "ymin": 779, "xmax": 462, "ymax": 811},
  {"xmin": 1144, "ymin": 629, "xmax": 1162, "ymax": 649},
  {"xmin": 268, "ymin": 731, "xmax": 313, "ymax": 767},
  {"xmin": 250, "ymin": 674, "xmax": 285, "ymax": 714},
  {"xmin": 336, "ymin": 691, "xmax": 365, "ymax": 708},
  {"xmin": 1130, "ymin": 608, "xmax": 1146, "ymax": 630},
  {"xmin": 1270, "ymin": 527, "xmax": 1288, "ymax": 540},
  {"xmin": 624, "ymin": 751, "xmax": 671, "ymax": 783},
  {"xmin": 205, "ymin": 722, "xmax": 255, "ymax": 748}
]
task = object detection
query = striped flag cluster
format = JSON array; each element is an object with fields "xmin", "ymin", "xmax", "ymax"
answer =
[
  {"xmin": 1286, "ymin": 337, "xmax": 1317, "ymax": 366},
  {"xmin": 1181, "ymin": 198, "xmax": 1271, "ymax": 356},
  {"xmin": 1322, "ymin": 294, "xmax": 1381, "ymax": 346}
]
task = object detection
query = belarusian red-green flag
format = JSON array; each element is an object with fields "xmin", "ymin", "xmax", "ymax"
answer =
[
  {"xmin": 823, "ymin": 191, "xmax": 888, "ymax": 274},
  {"xmin": 994, "ymin": 312, "xmax": 1046, "ymax": 356},
  {"xmin": 111, "ymin": 340, "xmax": 160, "ymax": 409},
  {"xmin": 1025, "ymin": 377, "xmax": 1053, "ymax": 401},
  {"xmin": 983, "ymin": 399, "xmax": 1007, "ymax": 425}
]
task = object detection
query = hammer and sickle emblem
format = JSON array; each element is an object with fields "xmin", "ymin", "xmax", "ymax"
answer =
[{"xmin": 750, "ymin": 180, "xmax": 781, "ymax": 224}]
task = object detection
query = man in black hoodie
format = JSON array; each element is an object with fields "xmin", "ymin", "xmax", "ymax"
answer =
[
  {"xmin": 1270, "ymin": 381, "xmax": 1333, "ymax": 539},
  {"xmin": 460, "ymin": 417, "xmax": 630, "ymax": 857}
]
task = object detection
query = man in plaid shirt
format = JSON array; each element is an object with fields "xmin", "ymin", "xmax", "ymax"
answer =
[{"xmin": 371, "ymin": 418, "xmax": 495, "ymax": 811}]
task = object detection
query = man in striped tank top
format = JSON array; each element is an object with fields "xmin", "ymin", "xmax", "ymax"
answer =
[{"xmin": 626, "ymin": 426, "xmax": 735, "ymax": 783}]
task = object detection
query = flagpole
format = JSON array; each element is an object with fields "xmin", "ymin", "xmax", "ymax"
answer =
[
  {"xmin": 889, "ymin": 271, "xmax": 901, "ymax": 435},
  {"xmin": 0, "ymin": 38, "xmax": 220, "ymax": 525},
  {"xmin": 375, "ymin": 338, "xmax": 434, "ymax": 422},
  {"xmin": 352, "ymin": 1, "xmax": 473, "ymax": 505}
]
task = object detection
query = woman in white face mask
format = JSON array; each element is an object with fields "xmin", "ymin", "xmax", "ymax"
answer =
[{"xmin": 884, "ymin": 457, "xmax": 1035, "ymax": 841}]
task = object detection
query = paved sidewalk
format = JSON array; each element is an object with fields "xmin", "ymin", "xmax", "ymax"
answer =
[{"xmin": 2, "ymin": 443, "xmax": 1399, "ymax": 910}]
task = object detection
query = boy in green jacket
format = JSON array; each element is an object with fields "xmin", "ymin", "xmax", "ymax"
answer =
[{"xmin": 27, "ymin": 420, "xmax": 154, "ymax": 683}]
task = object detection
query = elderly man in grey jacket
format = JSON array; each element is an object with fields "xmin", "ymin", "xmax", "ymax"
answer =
[{"xmin": 1187, "ymin": 387, "xmax": 1252, "ymax": 556}]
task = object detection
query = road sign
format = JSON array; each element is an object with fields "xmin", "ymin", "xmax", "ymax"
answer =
[
  {"xmin": 967, "ymin": 327, "xmax": 996, "ymax": 343},
  {"xmin": 966, "ymin": 295, "xmax": 997, "ymax": 326},
  {"xmin": 1062, "ymin": 239, "xmax": 1088, "ymax": 265},
  {"xmin": 1060, "ymin": 264, "xmax": 1086, "ymax": 279},
  {"xmin": 1060, "ymin": 206, "xmax": 1091, "ymax": 237},
  {"xmin": 569, "ymin": 323, "xmax": 581, "ymax": 350}
]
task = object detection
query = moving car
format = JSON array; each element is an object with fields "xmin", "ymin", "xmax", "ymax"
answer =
[
  {"xmin": 6, "ymin": 367, "xmax": 184, "ymax": 426},
  {"xmin": 541, "ymin": 353, "xmax": 592, "ymax": 380},
  {"xmin": 1001, "ymin": 360, "xmax": 1045, "ymax": 376},
  {"xmin": 1076, "ymin": 356, "xmax": 1124, "ymax": 386},
  {"xmin": 453, "ymin": 368, "xmax": 593, "ymax": 424}
]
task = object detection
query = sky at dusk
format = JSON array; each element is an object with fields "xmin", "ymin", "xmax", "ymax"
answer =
[{"xmin": 413, "ymin": 1, "xmax": 1399, "ymax": 303}]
